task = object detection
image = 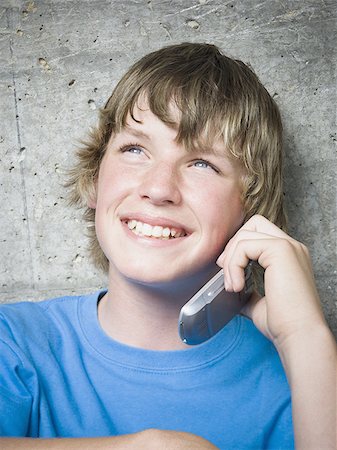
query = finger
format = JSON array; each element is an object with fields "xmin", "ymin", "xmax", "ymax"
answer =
[
  {"xmin": 240, "ymin": 215, "xmax": 290, "ymax": 239},
  {"xmin": 225, "ymin": 237, "xmax": 290, "ymax": 292},
  {"xmin": 216, "ymin": 220, "xmax": 290, "ymax": 267},
  {"xmin": 217, "ymin": 230, "xmax": 276, "ymax": 266},
  {"xmin": 217, "ymin": 216, "xmax": 296, "ymax": 291},
  {"xmin": 223, "ymin": 229, "xmax": 281, "ymax": 253},
  {"xmin": 218, "ymin": 231, "xmax": 279, "ymax": 291}
]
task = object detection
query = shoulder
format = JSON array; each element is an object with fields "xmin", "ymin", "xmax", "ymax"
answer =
[
  {"xmin": 0, "ymin": 291, "xmax": 103, "ymax": 349},
  {"xmin": 0, "ymin": 295, "xmax": 75, "ymax": 332}
]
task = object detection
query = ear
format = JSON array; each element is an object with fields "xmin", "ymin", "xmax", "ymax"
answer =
[{"xmin": 87, "ymin": 197, "xmax": 97, "ymax": 209}]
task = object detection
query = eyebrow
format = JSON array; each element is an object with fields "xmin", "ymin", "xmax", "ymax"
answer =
[
  {"xmin": 121, "ymin": 124, "xmax": 227, "ymax": 159},
  {"xmin": 123, "ymin": 124, "xmax": 150, "ymax": 140}
]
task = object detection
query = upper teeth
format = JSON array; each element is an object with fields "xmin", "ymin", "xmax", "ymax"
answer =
[{"xmin": 126, "ymin": 220, "xmax": 185, "ymax": 239}]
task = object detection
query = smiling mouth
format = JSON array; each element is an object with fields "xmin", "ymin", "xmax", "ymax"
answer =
[{"xmin": 125, "ymin": 219, "xmax": 187, "ymax": 239}]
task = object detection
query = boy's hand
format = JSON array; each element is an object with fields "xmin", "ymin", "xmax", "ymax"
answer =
[
  {"xmin": 217, "ymin": 215, "xmax": 337, "ymax": 450},
  {"xmin": 135, "ymin": 429, "xmax": 219, "ymax": 449},
  {"xmin": 216, "ymin": 215, "xmax": 327, "ymax": 349}
]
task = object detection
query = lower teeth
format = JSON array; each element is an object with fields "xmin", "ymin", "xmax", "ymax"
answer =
[{"xmin": 132, "ymin": 230, "xmax": 173, "ymax": 239}]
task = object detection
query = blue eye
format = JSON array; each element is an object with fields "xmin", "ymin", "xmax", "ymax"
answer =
[
  {"xmin": 193, "ymin": 160, "xmax": 219, "ymax": 173},
  {"xmin": 119, "ymin": 144, "xmax": 144, "ymax": 155},
  {"xmin": 194, "ymin": 160, "xmax": 210, "ymax": 168},
  {"xmin": 126, "ymin": 146, "xmax": 142, "ymax": 154}
]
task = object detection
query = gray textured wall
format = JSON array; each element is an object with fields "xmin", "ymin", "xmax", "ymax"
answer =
[{"xmin": 1, "ymin": 0, "xmax": 336, "ymax": 337}]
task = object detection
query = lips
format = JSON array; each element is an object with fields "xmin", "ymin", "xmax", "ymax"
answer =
[{"xmin": 126, "ymin": 219, "xmax": 187, "ymax": 239}]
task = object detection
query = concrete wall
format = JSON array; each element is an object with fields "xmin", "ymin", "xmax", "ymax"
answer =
[{"xmin": 1, "ymin": 0, "xmax": 336, "ymax": 337}]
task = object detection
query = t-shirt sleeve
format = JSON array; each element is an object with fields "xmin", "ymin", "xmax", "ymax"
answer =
[{"xmin": 0, "ymin": 335, "xmax": 34, "ymax": 436}]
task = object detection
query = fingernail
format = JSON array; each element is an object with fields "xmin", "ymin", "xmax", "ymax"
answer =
[
  {"xmin": 224, "ymin": 278, "xmax": 231, "ymax": 292},
  {"xmin": 216, "ymin": 255, "xmax": 224, "ymax": 266}
]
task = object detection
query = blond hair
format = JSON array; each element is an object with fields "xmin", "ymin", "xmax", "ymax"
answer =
[{"xmin": 67, "ymin": 42, "xmax": 286, "ymax": 273}]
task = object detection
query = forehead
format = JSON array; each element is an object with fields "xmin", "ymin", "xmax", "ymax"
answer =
[{"xmin": 124, "ymin": 96, "xmax": 229, "ymax": 158}]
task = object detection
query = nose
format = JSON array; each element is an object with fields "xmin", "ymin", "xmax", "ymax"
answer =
[{"xmin": 138, "ymin": 162, "xmax": 182, "ymax": 205}]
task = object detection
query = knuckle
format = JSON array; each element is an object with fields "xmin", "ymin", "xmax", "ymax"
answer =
[
  {"xmin": 300, "ymin": 242, "xmax": 310, "ymax": 255},
  {"xmin": 277, "ymin": 238, "xmax": 295, "ymax": 254},
  {"xmin": 279, "ymin": 237, "xmax": 310, "ymax": 257}
]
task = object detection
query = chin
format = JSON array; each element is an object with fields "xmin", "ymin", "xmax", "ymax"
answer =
[
  {"xmin": 112, "ymin": 259, "xmax": 218, "ymax": 291},
  {"xmin": 125, "ymin": 266, "xmax": 184, "ymax": 286}
]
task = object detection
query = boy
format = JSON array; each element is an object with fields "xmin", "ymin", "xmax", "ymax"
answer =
[{"xmin": 0, "ymin": 43, "xmax": 336, "ymax": 449}]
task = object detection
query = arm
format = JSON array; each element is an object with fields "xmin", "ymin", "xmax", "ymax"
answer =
[
  {"xmin": 217, "ymin": 215, "xmax": 337, "ymax": 450},
  {"xmin": 276, "ymin": 324, "xmax": 336, "ymax": 449},
  {"xmin": 0, "ymin": 430, "xmax": 219, "ymax": 449},
  {"xmin": 0, "ymin": 436, "xmax": 134, "ymax": 450}
]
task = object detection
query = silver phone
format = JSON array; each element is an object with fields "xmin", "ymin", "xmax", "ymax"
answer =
[{"xmin": 179, "ymin": 264, "xmax": 253, "ymax": 345}]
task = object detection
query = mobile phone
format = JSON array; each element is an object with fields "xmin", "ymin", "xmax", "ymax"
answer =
[{"xmin": 178, "ymin": 264, "xmax": 253, "ymax": 345}]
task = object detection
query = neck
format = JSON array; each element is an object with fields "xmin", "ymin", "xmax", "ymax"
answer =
[{"xmin": 98, "ymin": 266, "xmax": 217, "ymax": 350}]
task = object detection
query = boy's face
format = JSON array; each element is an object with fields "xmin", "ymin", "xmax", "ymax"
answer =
[{"xmin": 91, "ymin": 101, "xmax": 244, "ymax": 287}]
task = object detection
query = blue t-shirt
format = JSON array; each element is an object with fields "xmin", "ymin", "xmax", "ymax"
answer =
[{"xmin": 0, "ymin": 291, "xmax": 294, "ymax": 449}]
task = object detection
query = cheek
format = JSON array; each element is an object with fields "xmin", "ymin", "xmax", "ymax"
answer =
[
  {"xmin": 96, "ymin": 166, "xmax": 131, "ymax": 209},
  {"xmin": 199, "ymin": 187, "xmax": 243, "ymax": 244}
]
